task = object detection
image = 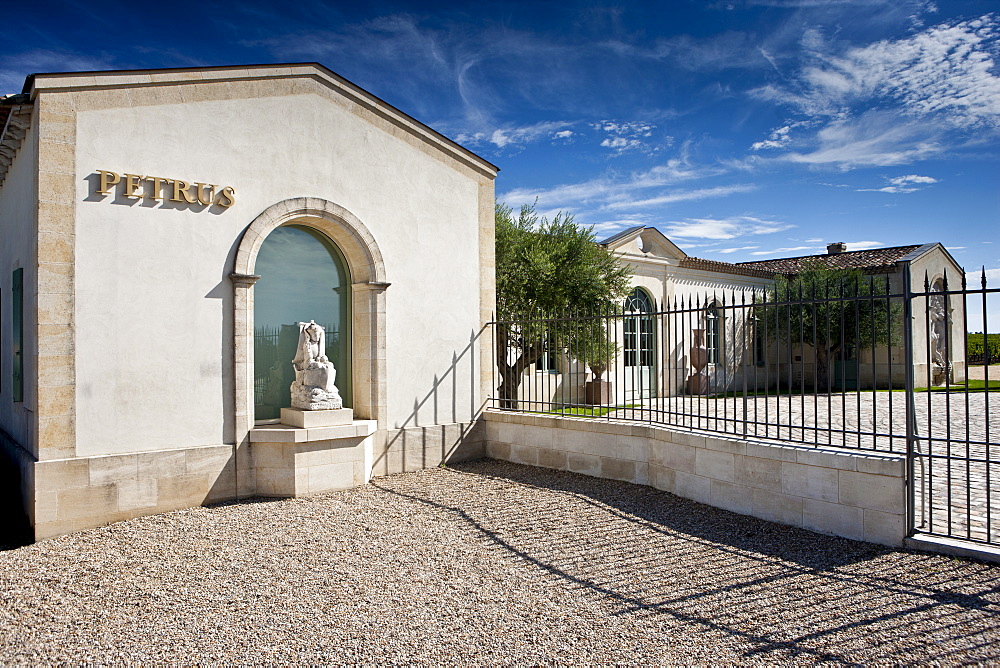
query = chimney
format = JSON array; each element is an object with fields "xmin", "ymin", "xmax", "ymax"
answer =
[{"xmin": 827, "ymin": 242, "xmax": 847, "ymax": 255}]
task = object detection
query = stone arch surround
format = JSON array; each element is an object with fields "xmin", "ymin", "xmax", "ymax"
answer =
[{"xmin": 230, "ymin": 197, "xmax": 390, "ymax": 495}]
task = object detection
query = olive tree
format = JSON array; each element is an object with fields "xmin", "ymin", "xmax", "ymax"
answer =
[
  {"xmin": 759, "ymin": 263, "xmax": 903, "ymax": 391},
  {"xmin": 495, "ymin": 201, "xmax": 631, "ymax": 408}
]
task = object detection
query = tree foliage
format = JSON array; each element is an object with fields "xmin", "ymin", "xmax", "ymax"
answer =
[
  {"xmin": 495, "ymin": 201, "xmax": 632, "ymax": 407},
  {"xmin": 759, "ymin": 263, "xmax": 903, "ymax": 391}
]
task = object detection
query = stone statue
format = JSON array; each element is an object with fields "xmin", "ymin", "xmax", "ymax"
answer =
[
  {"xmin": 929, "ymin": 293, "xmax": 950, "ymax": 385},
  {"xmin": 290, "ymin": 320, "xmax": 343, "ymax": 410}
]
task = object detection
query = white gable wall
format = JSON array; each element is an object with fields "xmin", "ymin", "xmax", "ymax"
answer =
[{"xmin": 72, "ymin": 90, "xmax": 485, "ymax": 456}]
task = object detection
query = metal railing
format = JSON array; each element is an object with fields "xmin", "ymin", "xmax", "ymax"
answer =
[{"xmin": 488, "ymin": 268, "xmax": 999, "ymax": 545}]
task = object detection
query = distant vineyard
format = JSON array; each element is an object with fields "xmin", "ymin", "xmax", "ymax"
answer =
[{"xmin": 967, "ymin": 333, "xmax": 1000, "ymax": 364}]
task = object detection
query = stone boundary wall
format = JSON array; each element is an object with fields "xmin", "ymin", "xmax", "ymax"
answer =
[
  {"xmin": 32, "ymin": 444, "xmax": 236, "ymax": 540},
  {"xmin": 374, "ymin": 421, "xmax": 486, "ymax": 476},
  {"xmin": 482, "ymin": 409, "xmax": 906, "ymax": 546},
  {"xmin": 28, "ymin": 420, "xmax": 487, "ymax": 540}
]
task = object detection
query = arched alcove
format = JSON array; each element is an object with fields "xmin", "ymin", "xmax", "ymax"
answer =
[
  {"xmin": 253, "ymin": 225, "xmax": 353, "ymax": 420},
  {"xmin": 230, "ymin": 198, "xmax": 390, "ymax": 486}
]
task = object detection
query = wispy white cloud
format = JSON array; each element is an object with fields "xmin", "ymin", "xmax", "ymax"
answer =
[
  {"xmin": 456, "ymin": 121, "xmax": 575, "ymax": 149},
  {"xmin": 663, "ymin": 216, "xmax": 794, "ymax": 240},
  {"xmin": 253, "ymin": 13, "xmax": 593, "ymax": 133},
  {"xmin": 967, "ymin": 267, "xmax": 1000, "ymax": 281},
  {"xmin": 500, "ymin": 154, "xmax": 719, "ymax": 211},
  {"xmin": 593, "ymin": 120, "xmax": 670, "ymax": 155},
  {"xmin": 600, "ymin": 30, "xmax": 773, "ymax": 72},
  {"xmin": 778, "ymin": 111, "xmax": 945, "ymax": 168},
  {"xmin": 749, "ymin": 239, "xmax": 886, "ymax": 255},
  {"xmin": 746, "ymin": 14, "xmax": 1000, "ymax": 170},
  {"xmin": 750, "ymin": 124, "xmax": 794, "ymax": 151},
  {"xmin": 754, "ymin": 15, "xmax": 1000, "ymax": 127},
  {"xmin": 857, "ymin": 174, "xmax": 938, "ymax": 193},
  {"xmin": 589, "ymin": 218, "xmax": 651, "ymax": 237},
  {"xmin": 749, "ymin": 245, "xmax": 815, "ymax": 255},
  {"xmin": 608, "ymin": 184, "xmax": 757, "ymax": 210}
]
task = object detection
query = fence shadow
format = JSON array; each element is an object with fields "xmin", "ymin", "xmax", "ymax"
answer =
[
  {"xmin": 373, "ymin": 327, "xmax": 488, "ymax": 473},
  {"xmin": 371, "ymin": 460, "xmax": 1000, "ymax": 663}
]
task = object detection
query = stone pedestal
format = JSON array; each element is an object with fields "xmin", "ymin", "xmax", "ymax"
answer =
[
  {"xmin": 585, "ymin": 380, "xmax": 613, "ymax": 405},
  {"xmin": 686, "ymin": 374, "xmax": 709, "ymax": 395},
  {"xmin": 280, "ymin": 407, "xmax": 353, "ymax": 428},
  {"xmin": 250, "ymin": 419, "xmax": 377, "ymax": 498}
]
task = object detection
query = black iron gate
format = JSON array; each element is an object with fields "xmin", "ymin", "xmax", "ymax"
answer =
[{"xmin": 904, "ymin": 266, "xmax": 1000, "ymax": 546}]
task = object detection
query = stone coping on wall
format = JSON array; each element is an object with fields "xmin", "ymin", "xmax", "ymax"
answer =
[
  {"xmin": 249, "ymin": 420, "xmax": 377, "ymax": 444},
  {"xmin": 482, "ymin": 409, "xmax": 906, "ymax": 546}
]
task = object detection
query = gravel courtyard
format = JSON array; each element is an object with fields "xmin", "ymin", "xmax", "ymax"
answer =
[{"xmin": 1, "ymin": 460, "xmax": 998, "ymax": 664}]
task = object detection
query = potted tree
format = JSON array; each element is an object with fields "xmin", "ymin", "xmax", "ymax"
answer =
[{"xmin": 582, "ymin": 328, "xmax": 618, "ymax": 405}]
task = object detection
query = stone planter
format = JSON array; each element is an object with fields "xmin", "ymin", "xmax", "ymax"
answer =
[{"xmin": 585, "ymin": 380, "xmax": 613, "ymax": 405}]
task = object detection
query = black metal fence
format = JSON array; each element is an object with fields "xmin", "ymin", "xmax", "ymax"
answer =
[{"xmin": 488, "ymin": 267, "xmax": 999, "ymax": 546}]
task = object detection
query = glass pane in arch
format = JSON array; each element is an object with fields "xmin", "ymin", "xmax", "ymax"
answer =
[
  {"xmin": 253, "ymin": 225, "xmax": 352, "ymax": 421},
  {"xmin": 624, "ymin": 288, "xmax": 655, "ymax": 368},
  {"xmin": 706, "ymin": 305, "xmax": 720, "ymax": 364}
]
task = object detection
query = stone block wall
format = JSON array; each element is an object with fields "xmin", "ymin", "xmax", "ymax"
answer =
[
  {"xmin": 372, "ymin": 420, "xmax": 486, "ymax": 476},
  {"xmin": 482, "ymin": 409, "xmax": 906, "ymax": 546},
  {"xmin": 27, "ymin": 419, "xmax": 488, "ymax": 540},
  {"xmin": 32, "ymin": 444, "xmax": 236, "ymax": 539}
]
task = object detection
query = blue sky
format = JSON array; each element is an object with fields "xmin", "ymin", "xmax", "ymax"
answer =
[{"xmin": 2, "ymin": 0, "xmax": 998, "ymax": 324}]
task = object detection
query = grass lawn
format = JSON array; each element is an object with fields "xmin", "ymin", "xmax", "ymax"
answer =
[
  {"xmin": 913, "ymin": 379, "xmax": 1000, "ymax": 393},
  {"xmin": 531, "ymin": 404, "xmax": 642, "ymax": 417},
  {"xmin": 707, "ymin": 379, "xmax": 1000, "ymax": 399}
]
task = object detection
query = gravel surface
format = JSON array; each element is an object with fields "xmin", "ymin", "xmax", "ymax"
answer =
[{"xmin": 1, "ymin": 459, "xmax": 998, "ymax": 664}]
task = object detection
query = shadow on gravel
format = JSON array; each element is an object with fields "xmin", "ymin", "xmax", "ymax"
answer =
[{"xmin": 372, "ymin": 460, "xmax": 1000, "ymax": 664}]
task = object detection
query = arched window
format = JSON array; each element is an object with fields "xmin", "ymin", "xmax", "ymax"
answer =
[
  {"xmin": 753, "ymin": 312, "xmax": 766, "ymax": 366},
  {"xmin": 706, "ymin": 304, "xmax": 721, "ymax": 364},
  {"xmin": 253, "ymin": 225, "xmax": 352, "ymax": 421},
  {"xmin": 624, "ymin": 288, "xmax": 655, "ymax": 368}
]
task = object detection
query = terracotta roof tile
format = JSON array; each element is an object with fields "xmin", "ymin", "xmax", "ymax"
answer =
[
  {"xmin": 735, "ymin": 245, "xmax": 924, "ymax": 275},
  {"xmin": 677, "ymin": 257, "xmax": 775, "ymax": 278}
]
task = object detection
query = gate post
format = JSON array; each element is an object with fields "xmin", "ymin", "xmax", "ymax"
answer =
[{"xmin": 902, "ymin": 263, "xmax": 918, "ymax": 537}]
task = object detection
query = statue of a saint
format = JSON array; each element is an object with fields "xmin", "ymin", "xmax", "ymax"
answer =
[
  {"xmin": 929, "ymin": 292, "xmax": 950, "ymax": 385},
  {"xmin": 290, "ymin": 321, "xmax": 343, "ymax": 410}
]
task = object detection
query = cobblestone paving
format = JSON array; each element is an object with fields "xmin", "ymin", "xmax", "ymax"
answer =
[
  {"xmin": 607, "ymin": 391, "xmax": 1000, "ymax": 543},
  {"xmin": 1, "ymin": 462, "xmax": 999, "ymax": 664}
]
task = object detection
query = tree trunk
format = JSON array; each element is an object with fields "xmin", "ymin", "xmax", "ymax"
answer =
[
  {"xmin": 495, "ymin": 323, "xmax": 542, "ymax": 410},
  {"xmin": 815, "ymin": 345, "xmax": 838, "ymax": 393}
]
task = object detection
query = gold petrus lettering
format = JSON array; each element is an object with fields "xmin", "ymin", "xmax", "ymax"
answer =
[
  {"xmin": 94, "ymin": 169, "xmax": 236, "ymax": 208},
  {"xmin": 171, "ymin": 179, "xmax": 197, "ymax": 204},
  {"xmin": 123, "ymin": 173, "xmax": 144, "ymax": 199},
  {"xmin": 97, "ymin": 170, "xmax": 120, "ymax": 195}
]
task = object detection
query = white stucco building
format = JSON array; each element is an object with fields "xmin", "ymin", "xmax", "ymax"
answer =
[
  {"xmin": 518, "ymin": 226, "xmax": 966, "ymax": 407},
  {"xmin": 603, "ymin": 228, "xmax": 965, "ymax": 395},
  {"xmin": 0, "ymin": 64, "xmax": 497, "ymax": 540}
]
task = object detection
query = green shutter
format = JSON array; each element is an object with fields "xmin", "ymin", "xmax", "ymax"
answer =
[{"xmin": 12, "ymin": 268, "xmax": 22, "ymax": 402}]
